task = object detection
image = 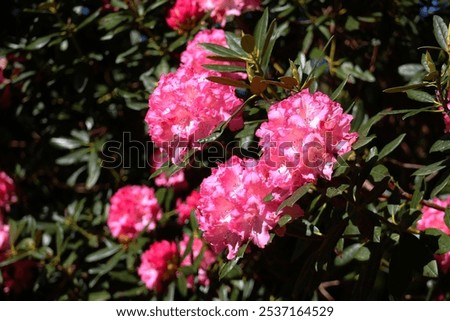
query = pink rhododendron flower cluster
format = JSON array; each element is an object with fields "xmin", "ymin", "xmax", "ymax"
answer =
[
  {"xmin": 256, "ymin": 89, "xmax": 358, "ymax": 192},
  {"xmin": 176, "ymin": 190, "xmax": 201, "ymax": 224},
  {"xmin": 0, "ymin": 171, "xmax": 17, "ymax": 215},
  {"xmin": 107, "ymin": 185, "xmax": 162, "ymax": 240},
  {"xmin": 417, "ymin": 197, "xmax": 450, "ymax": 273},
  {"xmin": 145, "ymin": 66, "xmax": 243, "ymax": 161},
  {"xmin": 201, "ymin": 0, "xmax": 261, "ymax": 26},
  {"xmin": 166, "ymin": 0, "xmax": 261, "ymax": 32},
  {"xmin": 138, "ymin": 236, "xmax": 215, "ymax": 292},
  {"xmin": 0, "ymin": 254, "xmax": 36, "ymax": 295},
  {"xmin": 196, "ymin": 156, "xmax": 302, "ymax": 259},
  {"xmin": 166, "ymin": 0, "xmax": 204, "ymax": 34},
  {"xmin": 180, "ymin": 29, "xmax": 245, "ymax": 79}
]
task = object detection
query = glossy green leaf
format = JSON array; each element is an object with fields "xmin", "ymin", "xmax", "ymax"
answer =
[
  {"xmin": 378, "ymin": 133, "xmax": 406, "ymax": 159},
  {"xmin": 406, "ymin": 89, "xmax": 436, "ymax": 103},
  {"xmin": 202, "ymin": 64, "xmax": 247, "ymax": 73},
  {"xmin": 85, "ymin": 244, "xmax": 122, "ymax": 262},
  {"xmin": 277, "ymin": 183, "xmax": 313, "ymax": 212},
  {"xmin": 254, "ymin": 8, "xmax": 269, "ymax": 54},
  {"xmin": 430, "ymin": 169, "xmax": 450, "ymax": 198},
  {"xmin": 423, "ymin": 260, "xmax": 439, "ymax": 278},
  {"xmin": 199, "ymin": 43, "xmax": 244, "ymax": 59},
  {"xmin": 412, "ymin": 160, "xmax": 446, "ymax": 176},
  {"xmin": 433, "ymin": 15, "xmax": 448, "ymax": 51},
  {"xmin": 430, "ymin": 135, "xmax": 450, "ymax": 153}
]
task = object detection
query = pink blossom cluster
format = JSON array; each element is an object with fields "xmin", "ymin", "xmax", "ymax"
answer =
[
  {"xmin": 196, "ymin": 156, "xmax": 303, "ymax": 259},
  {"xmin": 180, "ymin": 29, "xmax": 245, "ymax": 79},
  {"xmin": 107, "ymin": 185, "xmax": 162, "ymax": 240},
  {"xmin": 145, "ymin": 66, "xmax": 243, "ymax": 161},
  {"xmin": 256, "ymin": 89, "xmax": 358, "ymax": 192},
  {"xmin": 176, "ymin": 190, "xmax": 201, "ymax": 225},
  {"xmin": 166, "ymin": 0, "xmax": 261, "ymax": 32},
  {"xmin": 417, "ymin": 197, "xmax": 450, "ymax": 273},
  {"xmin": 138, "ymin": 235, "xmax": 216, "ymax": 292}
]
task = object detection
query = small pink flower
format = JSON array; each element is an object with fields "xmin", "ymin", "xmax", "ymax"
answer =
[
  {"xmin": 200, "ymin": 0, "xmax": 261, "ymax": 26},
  {"xmin": 176, "ymin": 190, "xmax": 201, "ymax": 225},
  {"xmin": 107, "ymin": 185, "xmax": 162, "ymax": 240},
  {"xmin": 196, "ymin": 156, "xmax": 303, "ymax": 259},
  {"xmin": 138, "ymin": 240, "xmax": 178, "ymax": 292},
  {"xmin": 145, "ymin": 66, "xmax": 243, "ymax": 162},
  {"xmin": 0, "ymin": 171, "xmax": 17, "ymax": 215},
  {"xmin": 166, "ymin": 0, "xmax": 205, "ymax": 33},
  {"xmin": 181, "ymin": 29, "xmax": 246, "ymax": 80},
  {"xmin": 256, "ymin": 90, "xmax": 358, "ymax": 192},
  {"xmin": 417, "ymin": 197, "xmax": 450, "ymax": 273}
]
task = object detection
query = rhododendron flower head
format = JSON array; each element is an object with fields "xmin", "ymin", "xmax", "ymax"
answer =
[
  {"xmin": 0, "ymin": 171, "xmax": 17, "ymax": 215},
  {"xmin": 166, "ymin": 0, "xmax": 205, "ymax": 33},
  {"xmin": 196, "ymin": 156, "xmax": 303, "ymax": 259},
  {"xmin": 138, "ymin": 240, "xmax": 178, "ymax": 292},
  {"xmin": 145, "ymin": 66, "xmax": 243, "ymax": 162},
  {"xmin": 107, "ymin": 185, "xmax": 162, "ymax": 240},
  {"xmin": 200, "ymin": 0, "xmax": 261, "ymax": 26},
  {"xmin": 256, "ymin": 89, "xmax": 358, "ymax": 192},
  {"xmin": 417, "ymin": 197, "xmax": 450, "ymax": 273}
]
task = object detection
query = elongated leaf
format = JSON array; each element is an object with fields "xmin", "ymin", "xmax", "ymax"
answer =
[
  {"xmin": 358, "ymin": 113, "xmax": 384, "ymax": 137},
  {"xmin": 77, "ymin": 9, "xmax": 100, "ymax": 30},
  {"xmin": 431, "ymin": 169, "xmax": 450, "ymax": 198},
  {"xmin": 378, "ymin": 133, "xmax": 406, "ymax": 159},
  {"xmin": 353, "ymin": 135, "xmax": 376, "ymax": 150},
  {"xmin": 202, "ymin": 64, "xmax": 247, "ymax": 73},
  {"xmin": 219, "ymin": 242, "xmax": 249, "ymax": 280},
  {"xmin": 412, "ymin": 160, "xmax": 446, "ymax": 176},
  {"xmin": 445, "ymin": 208, "xmax": 450, "ymax": 229},
  {"xmin": 56, "ymin": 148, "xmax": 89, "ymax": 165},
  {"xmin": 383, "ymin": 83, "xmax": 427, "ymax": 93},
  {"xmin": 85, "ymin": 244, "xmax": 122, "ymax": 262},
  {"xmin": 225, "ymin": 32, "xmax": 247, "ymax": 56},
  {"xmin": 330, "ymin": 77, "xmax": 348, "ymax": 100},
  {"xmin": 199, "ymin": 43, "xmax": 244, "ymax": 59},
  {"xmin": 423, "ymin": 260, "xmax": 439, "ymax": 278},
  {"xmin": 277, "ymin": 183, "xmax": 313, "ymax": 212},
  {"xmin": 433, "ymin": 15, "xmax": 448, "ymax": 51},
  {"xmin": 86, "ymin": 149, "xmax": 100, "ymax": 189},
  {"xmin": 254, "ymin": 8, "xmax": 269, "ymax": 54},
  {"xmin": 261, "ymin": 19, "xmax": 278, "ymax": 71},
  {"xmin": 26, "ymin": 33, "xmax": 59, "ymax": 50},
  {"xmin": 406, "ymin": 89, "xmax": 436, "ymax": 103},
  {"xmin": 50, "ymin": 137, "xmax": 83, "ymax": 150},
  {"xmin": 430, "ymin": 135, "xmax": 450, "ymax": 153}
]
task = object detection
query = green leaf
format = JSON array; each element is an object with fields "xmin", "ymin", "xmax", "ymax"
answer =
[
  {"xmin": 430, "ymin": 169, "xmax": 450, "ymax": 198},
  {"xmin": 335, "ymin": 243, "xmax": 366, "ymax": 266},
  {"xmin": 352, "ymin": 135, "xmax": 376, "ymax": 150},
  {"xmin": 430, "ymin": 135, "xmax": 450, "ymax": 153},
  {"xmin": 88, "ymin": 291, "xmax": 111, "ymax": 301},
  {"xmin": 116, "ymin": 46, "xmax": 139, "ymax": 64},
  {"xmin": 254, "ymin": 8, "xmax": 269, "ymax": 54},
  {"xmin": 412, "ymin": 160, "xmax": 446, "ymax": 176},
  {"xmin": 278, "ymin": 215, "xmax": 292, "ymax": 227},
  {"xmin": 423, "ymin": 260, "xmax": 439, "ymax": 278},
  {"xmin": 445, "ymin": 208, "xmax": 450, "ymax": 230},
  {"xmin": 225, "ymin": 32, "xmax": 247, "ymax": 56},
  {"xmin": 55, "ymin": 148, "xmax": 89, "ymax": 165},
  {"xmin": 261, "ymin": 20, "xmax": 278, "ymax": 72},
  {"xmin": 383, "ymin": 83, "xmax": 428, "ymax": 93},
  {"xmin": 277, "ymin": 183, "xmax": 313, "ymax": 213},
  {"xmin": 330, "ymin": 77, "xmax": 348, "ymax": 100},
  {"xmin": 202, "ymin": 64, "xmax": 247, "ymax": 73},
  {"xmin": 85, "ymin": 244, "xmax": 123, "ymax": 263},
  {"xmin": 370, "ymin": 164, "xmax": 389, "ymax": 182},
  {"xmin": 411, "ymin": 177, "xmax": 424, "ymax": 210},
  {"xmin": 77, "ymin": 9, "xmax": 101, "ymax": 30},
  {"xmin": 378, "ymin": 133, "xmax": 406, "ymax": 159},
  {"xmin": 433, "ymin": 15, "xmax": 448, "ymax": 51},
  {"xmin": 199, "ymin": 43, "xmax": 244, "ymax": 59},
  {"xmin": 176, "ymin": 272, "xmax": 188, "ymax": 297},
  {"xmin": 358, "ymin": 113, "xmax": 384, "ymax": 137},
  {"xmin": 424, "ymin": 228, "xmax": 450, "ymax": 254},
  {"xmin": 50, "ymin": 137, "xmax": 83, "ymax": 150},
  {"xmin": 406, "ymin": 89, "xmax": 436, "ymax": 103},
  {"xmin": 26, "ymin": 33, "xmax": 59, "ymax": 50},
  {"xmin": 125, "ymin": 99, "xmax": 148, "ymax": 111},
  {"xmin": 326, "ymin": 184, "xmax": 349, "ymax": 198},
  {"xmin": 67, "ymin": 166, "xmax": 86, "ymax": 186},
  {"xmin": 86, "ymin": 149, "xmax": 100, "ymax": 189}
]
